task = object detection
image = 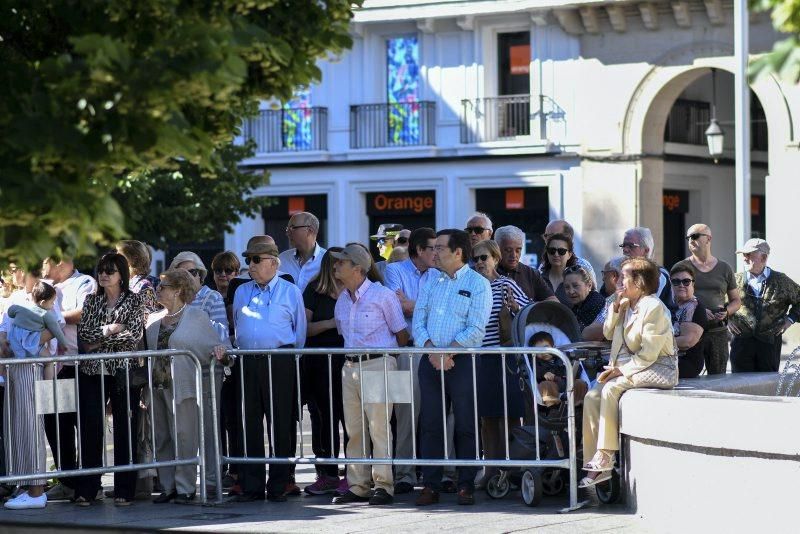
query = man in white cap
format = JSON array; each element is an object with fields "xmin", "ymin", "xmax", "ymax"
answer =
[{"xmin": 729, "ymin": 238, "xmax": 800, "ymax": 372}]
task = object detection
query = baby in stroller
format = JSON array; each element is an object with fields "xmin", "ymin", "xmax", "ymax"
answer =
[{"xmin": 530, "ymin": 331, "xmax": 589, "ymax": 409}]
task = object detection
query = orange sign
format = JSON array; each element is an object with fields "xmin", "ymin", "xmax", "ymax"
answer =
[
  {"xmin": 751, "ymin": 196, "xmax": 761, "ymax": 216},
  {"xmin": 510, "ymin": 45, "xmax": 530, "ymax": 75},
  {"xmin": 371, "ymin": 193, "xmax": 434, "ymax": 214},
  {"xmin": 505, "ymin": 189, "xmax": 524, "ymax": 210},
  {"xmin": 288, "ymin": 196, "xmax": 306, "ymax": 215}
]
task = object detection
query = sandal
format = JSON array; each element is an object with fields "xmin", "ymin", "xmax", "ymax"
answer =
[
  {"xmin": 578, "ymin": 471, "xmax": 612, "ymax": 488},
  {"xmin": 74, "ymin": 496, "xmax": 91, "ymax": 507},
  {"xmin": 114, "ymin": 497, "xmax": 132, "ymax": 507},
  {"xmin": 582, "ymin": 450, "xmax": 615, "ymax": 473}
]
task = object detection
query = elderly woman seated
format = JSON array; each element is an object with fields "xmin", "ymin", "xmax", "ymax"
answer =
[
  {"xmin": 147, "ymin": 269, "xmax": 231, "ymax": 503},
  {"xmin": 669, "ymin": 263, "xmax": 707, "ymax": 378},
  {"xmin": 580, "ymin": 257, "xmax": 675, "ymax": 489},
  {"xmin": 562, "ymin": 265, "xmax": 605, "ymax": 332}
]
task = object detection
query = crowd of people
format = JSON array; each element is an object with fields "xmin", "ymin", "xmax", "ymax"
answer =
[{"xmin": 0, "ymin": 209, "xmax": 798, "ymax": 509}]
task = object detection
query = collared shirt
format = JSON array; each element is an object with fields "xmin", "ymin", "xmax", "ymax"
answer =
[
  {"xmin": 412, "ymin": 264, "xmax": 492, "ymax": 349},
  {"xmin": 55, "ymin": 269, "xmax": 97, "ymax": 354},
  {"xmin": 278, "ymin": 243, "xmax": 327, "ymax": 292},
  {"xmin": 745, "ymin": 267, "xmax": 772, "ymax": 297},
  {"xmin": 334, "ymin": 279, "xmax": 406, "ymax": 349},
  {"xmin": 233, "ymin": 276, "xmax": 306, "ymax": 350},
  {"xmin": 383, "ymin": 258, "xmax": 440, "ymax": 332},
  {"xmin": 190, "ymin": 285, "xmax": 229, "ymax": 342}
]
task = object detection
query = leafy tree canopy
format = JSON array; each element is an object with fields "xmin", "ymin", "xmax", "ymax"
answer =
[
  {"xmin": 0, "ymin": 0, "xmax": 359, "ymax": 267},
  {"xmin": 750, "ymin": 0, "xmax": 800, "ymax": 81}
]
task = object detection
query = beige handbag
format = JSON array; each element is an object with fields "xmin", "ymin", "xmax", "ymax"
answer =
[{"xmin": 616, "ymin": 319, "xmax": 678, "ymax": 389}]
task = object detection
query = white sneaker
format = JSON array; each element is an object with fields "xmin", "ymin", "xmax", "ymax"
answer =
[
  {"xmin": 4, "ymin": 492, "xmax": 47, "ymax": 509},
  {"xmin": 45, "ymin": 483, "xmax": 75, "ymax": 501}
]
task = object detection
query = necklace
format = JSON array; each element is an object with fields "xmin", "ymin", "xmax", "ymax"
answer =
[{"xmin": 164, "ymin": 303, "xmax": 186, "ymax": 318}]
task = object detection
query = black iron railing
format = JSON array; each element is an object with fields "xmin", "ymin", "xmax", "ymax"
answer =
[
  {"xmin": 243, "ymin": 107, "xmax": 328, "ymax": 153},
  {"xmin": 460, "ymin": 95, "xmax": 565, "ymax": 143},
  {"xmin": 350, "ymin": 101, "xmax": 436, "ymax": 149}
]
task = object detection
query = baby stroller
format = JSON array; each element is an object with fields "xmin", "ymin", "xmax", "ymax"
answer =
[{"xmin": 484, "ymin": 301, "xmax": 619, "ymax": 506}]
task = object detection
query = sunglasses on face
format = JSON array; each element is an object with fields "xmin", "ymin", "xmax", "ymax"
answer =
[
  {"xmin": 619, "ymin": 242, "xmax": 642, "ymax": 250},
  {"xmin": 156, "ymin": 284, "xmax": 174, "ymax": 291},
  {"xmin": 671, "ymin": 278, "xmax": 694, "ymax": 287},
  {"xmin": 214, "ymin": 268, "xmax": 237, "ymax": 276},
  {"xmin": 187, "ymin": 269, "xmax": 201, "ymax": 278},
  {"xmin": 686, "ymin": 233, "xmax": 710, "ymax": 241},
  {"xmin": 286, "ymin": 225, "xmax": 310, "ymax": 232},
  {"xmin": 547, "ymin": 247, "xmax": 569, "ymax": 256},
  {"xmin": 396, "ymin": 237, "xmax": 409, "ymax": 245},
  {"xmin": 98, "ymin": 267, "xmax": 118, "ymax": 275},
  {"xmin": 245, "ymin": 255, "xmax": 272, "ymax": 265},
  {"xmin": 465, "ymin": 226, "xmax": 489, "ymax": 235},
  {"xmin": 472, "ymin": 254, "xmax": 490, "ymax": 263}
]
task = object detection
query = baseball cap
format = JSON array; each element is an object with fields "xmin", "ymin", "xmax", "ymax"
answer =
[
  {"xmin": 330, "ymin": 244, "xmax": 372, "ymax": 272},
  {"xmin": 736, "ymin": 238, "xmax": 770, "ymax": 255}
]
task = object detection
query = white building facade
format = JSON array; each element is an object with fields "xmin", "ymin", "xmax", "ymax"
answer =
[{"xmin": 227, "ymin": 0, "xmax": 800, "ymax": 280}]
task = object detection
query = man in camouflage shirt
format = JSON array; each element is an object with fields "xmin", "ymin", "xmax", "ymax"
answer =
[{"xmin": 729, "ymin": 239, "xmax": 800, "ymax": 372}]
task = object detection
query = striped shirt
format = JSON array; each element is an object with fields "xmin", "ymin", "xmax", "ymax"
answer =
[
  {"xmin": 190, "ymin": 285, "xmax": 229, "ymax": 342},
  {"xmin": 483, "ymin": 277, "xmax": 530, "ymax": 347},
  {"xmin": 412, "ymin": 264, "xmax": 492, "ymax": 349}
]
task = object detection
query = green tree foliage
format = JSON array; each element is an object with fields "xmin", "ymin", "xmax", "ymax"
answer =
[
  {"xmin": 113, "ymin": 140, "xmax": 271, "ymax": 251},
  {"xmin": 750, "ymin": 0, "xmax": 800, "ymax": 81},
  {"xmin": 0, "ymin": 0, "xmax": 358, "ymax": 267}
]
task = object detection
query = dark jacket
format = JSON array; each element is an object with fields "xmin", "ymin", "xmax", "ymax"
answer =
[{"xmin": 730, "ymin": 269, "xmax": 800, "ymax": 343}]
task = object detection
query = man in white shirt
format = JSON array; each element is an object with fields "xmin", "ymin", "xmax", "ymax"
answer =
[
  {"xmin": 278, "ymin": 212, "xmax": 327, "ymax": 292},
  {"xmin": 41, "ymin": 257, "xmax": 96, "ymax": 502}
]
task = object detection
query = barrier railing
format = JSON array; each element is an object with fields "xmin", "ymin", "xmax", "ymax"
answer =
[
  {"xmin": 211, "ymin": 347, "xmax": 580, "ymax": 511},
  {"xmin": 0, "ymin": 350, "xmax": 208, "ymax": 503}
]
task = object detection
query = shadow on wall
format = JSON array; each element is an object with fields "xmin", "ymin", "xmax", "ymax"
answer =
[{"xmin": 580, "ymin": 200, "xmax": 627, "ymax": 276}]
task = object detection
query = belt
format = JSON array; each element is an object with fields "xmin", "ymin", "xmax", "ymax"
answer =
[{"xmin": 345, "ymin": 354, "xmax": 389, "ymax": 362}]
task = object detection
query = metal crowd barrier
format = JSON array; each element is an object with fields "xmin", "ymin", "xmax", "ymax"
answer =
[
  {"xmin": 0, "ymin": 350, "xmax": 208, "ymax": 503},
  {"xmin": 211, "ymin": 347, "xmax": 580, "ymax": 511}
]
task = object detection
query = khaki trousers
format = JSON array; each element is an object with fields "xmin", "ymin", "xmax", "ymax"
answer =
[
  {"xmin": 342, "ymin": 356, "xmax": 396, "ymax": 497},
  {"xmin": 581, "ymin": 375, "xmax": 635, "ymax": 464}
]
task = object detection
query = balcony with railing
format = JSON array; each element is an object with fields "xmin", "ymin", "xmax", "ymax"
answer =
[
  {"xmin": 350, "ymin": 101, "xmax": 436, "ymax": 149},
  {"xmin": 243, "ymin": 107, "xmax": 328, "ymax": 153},
  {"xmin": 460, "ymin": 95, "xmax": 566, "ymax": 144}
]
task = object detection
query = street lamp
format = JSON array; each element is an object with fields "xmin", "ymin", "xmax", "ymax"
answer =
[{"xmin": 705, "ymin": 68, "xmax": 725, "ymax": 162}]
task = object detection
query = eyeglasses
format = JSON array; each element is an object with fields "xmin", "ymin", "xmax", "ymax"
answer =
[
  {"xmin": 245, "ymin": 255, "xmax": 273, "ymax": 265},
  {"xmin": 472, "ymin": 254, "xmax": 490, "ymax": 263},
  {"xmin": 187, "ymin": 268, "xmax": 201, "ymax": 278},
  {"xmin": 686, "ymin": 233, "xmax": 710, "ymax": 241},
  {"xmin": 670, "ymin": 278, "xmax": 694, "ymax": 287},
  {"xmin": 396, "ymin": 237, "xmax": 409, "ymax": 245},
  {"xmin": 618, "ymin": 242, "xmax": 642, "ymax": 250},
  {"xmin": 214, "ymin": 268, "xmax": 237, "ymax": 276},
  {"xmin": 465, "ymin": 226, "xmax": 489, "ymax": 235},
  {"xmin": 97, "ymin": 267, "xmax": 118, "ymax": 275},
  {"xmin": 156, "ymin": 284, "xmax": 174, "ymax": 291},
  {"xmin": 547, "ymin": 247, "xmax": 569, "ymax": 256},
  {"xmin": 286, "ymin": 225, "xmax": 310, "ymax": 232}
]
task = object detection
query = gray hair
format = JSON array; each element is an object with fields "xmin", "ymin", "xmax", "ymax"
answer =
[
  {"xmin": 466, "ymin": 211, "xmax": 493, "ymax": 231},
  {"xmin": 169, "ymin": 251, "xmax": 207, "ymax": 280},
  {"xmin": 293, "ymin": 211, "xmax": 320, "ymax": 234},
  {"xmin": 606, "ymin": 256, "xmax": 625, "ymax": 273},
  {"xmin": 494, "ymin": 225, "xmax": 525, "ymax": 245},
  {"xmin": 625, "ymin": 227, "xmax": 655, "ymax": 259}
]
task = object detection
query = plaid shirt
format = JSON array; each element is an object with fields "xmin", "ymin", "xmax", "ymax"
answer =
[
  {"xmin": 334, "ymin": 279, "xmax": 406, "ymax": 349},
  {"xmin": 412, "ymin": 264, "xmax": 492, "ymax": 349}
]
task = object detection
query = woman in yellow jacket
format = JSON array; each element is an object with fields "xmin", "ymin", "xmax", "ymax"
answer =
[{"xmin": 580, "ymin": 257, "xmax": 675, "ymax": 487}]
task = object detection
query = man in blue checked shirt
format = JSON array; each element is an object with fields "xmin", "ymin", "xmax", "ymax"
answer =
[{"xmin": 412, "ymin": 229, "xmax": 492, "ymax": 507}]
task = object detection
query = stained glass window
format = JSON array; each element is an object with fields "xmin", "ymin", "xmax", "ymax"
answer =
[
  {"xmin": 283, "ymin": 88, "xmax": 312, "ymax": 150},
  {"xmin": 387, "ymin": 35, "xmax": 420, "ymax": 145}
]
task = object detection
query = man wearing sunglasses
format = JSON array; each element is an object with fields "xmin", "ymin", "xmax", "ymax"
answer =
[
  {"xmin": 279, "ymin": 212, "xmax": 327, "ymax": 292},
  {"xmin": 675, "ymin": 224, "xmax": 741, "ymax": 375},
  {"xmin": 619, "ymin": 227, "xmax": 673, "ymax": 310},
  {"xmin": 464, "ymin": 212, "xmax": 493, "ymax": 247},
  {"xmin": 370, "ymin": 223, "xmax": 404, "ymax": 279},
  {"xmin": 232, "ymin": 241, "xmax": 307, "ymax": 503}
]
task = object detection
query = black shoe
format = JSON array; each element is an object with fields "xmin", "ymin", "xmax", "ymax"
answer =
[
  {"xmin": 174, "ymin": 493, "xmax": 195, "ymax": 504},
  {"xmin": 394, "ymin": 481, "xmax": 414, "ymax": 495},
  {"xmin": 266, "ymin": 492, "xmax": 287, "ymax": 503},
  {"xmin": 332, "ymin": 491, "xmax": 369, "ymax": 504},
  {"xmin": 369, "ymin": 488, "xmax": 394, "ymax": 505},
  {"xmin": 457, "ymin": 488, "xmax": 475, "ymax": 505},
  {"xmin": 232, "ymin": 492, "xmax": 264, "ymax": 502},
  {"xmin": 440, "ymin": 480, "xmax": 457, "ymax": 494},
  {"xmin": 153, "ymin": 491, "xmax": 177, "ymax": 504}
]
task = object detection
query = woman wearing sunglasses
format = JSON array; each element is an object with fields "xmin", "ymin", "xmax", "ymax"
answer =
[
  {"xmin": 540, "ymin": 233, "xmax": 577, "ymax": 306},
  {"xmin": 211, "ymin": 252, "xmax": 240, "ymax": 305},
  {"xmin": 669, "ymin": 263, "xmax": 707, "ymax": 379},
  {"xmin": 471, "ymin": 239, "xmax": 530, "ymax": 486},
  {"xmin": 168, "ymin": 251, "xmax": 228, "ymax": 343}
]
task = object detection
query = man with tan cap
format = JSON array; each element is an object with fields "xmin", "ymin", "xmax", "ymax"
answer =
[
  {"xmin": 676, "ymin": 224, "xmax": 741, "ymax": 374},
  {"xmin": 729, "ymin": 238, "xmax": 800, "ymax": 372},
  {"xmin": 232, "ymin": 241, "xmax": 306, "ymax": 502},
  {"xmin": 330, "ymin": 244, "xmax": 408, "ymax": 506}
]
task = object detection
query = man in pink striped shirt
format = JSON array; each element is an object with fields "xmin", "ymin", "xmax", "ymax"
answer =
[{"xmin": 330, "ymin": 244, "xmax": 409, "ymax": 506}]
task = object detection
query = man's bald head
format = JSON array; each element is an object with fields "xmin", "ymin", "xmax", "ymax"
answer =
[
  {"xmin": 543, "ymin": 219, "xmax": 574, "ymax": 242},
  {"xmin": 686, "ymin": 223, "xmax": 713, "ymax": 256}
]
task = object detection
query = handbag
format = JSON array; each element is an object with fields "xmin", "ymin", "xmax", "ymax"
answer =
[{"xmin": 615, "ymin": 315, "xmax": 678, "ymax": 389}]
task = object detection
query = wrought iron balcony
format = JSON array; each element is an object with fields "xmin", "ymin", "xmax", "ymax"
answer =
[
  {"xmin": 460, "ymin": 95, "xmax": 565, "ymax": 144},
  {"xmin": 243, "ymin": 107, "xmax": 328, "ymax": 153},
  {"xmin": 350, "ymin": 101, "xmax": 436, "ymax": 149}
]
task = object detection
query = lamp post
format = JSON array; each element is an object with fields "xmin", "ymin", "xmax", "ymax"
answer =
[{"xmin": 705, "ymin": 68, "xmax": 725, "ymax": 162}]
